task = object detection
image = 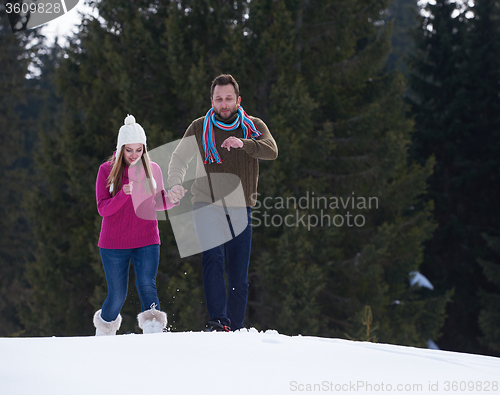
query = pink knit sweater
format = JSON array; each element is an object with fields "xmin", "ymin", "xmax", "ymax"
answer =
[{"xmin": 96, "ymin": 160, "xmax": 178, "ymax": 249}]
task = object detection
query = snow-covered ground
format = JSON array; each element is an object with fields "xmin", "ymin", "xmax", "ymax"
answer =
[{"xmin": 1, "ymin": 329, "xmax": 499, "ymax": 395}]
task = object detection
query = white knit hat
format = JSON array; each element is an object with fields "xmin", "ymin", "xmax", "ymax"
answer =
[
  {"xmin": 116, "ymin": 114, "xmax": 147, "ymax": 154},
  {"xmin": 109, "ymin": 114, "xmax": 155, "ymax": 194}
]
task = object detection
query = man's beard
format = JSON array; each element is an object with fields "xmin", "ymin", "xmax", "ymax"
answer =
[{"xmin": 214, "ymin": 106, "xmax": 238, "ymax": 120}]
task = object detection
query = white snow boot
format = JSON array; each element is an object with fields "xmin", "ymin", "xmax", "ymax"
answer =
[
  {"xmin": 93, "ymin": 309, "xmax": 122, "ymax": 336},
  {"xmin": 137, "ymin": 305, "xmax": 167, "ymax": 334}
]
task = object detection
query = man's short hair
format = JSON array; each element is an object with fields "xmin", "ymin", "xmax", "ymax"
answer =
[{"xmin": 210, "ymin": 74, "xmax": 240, "ymax": 98}]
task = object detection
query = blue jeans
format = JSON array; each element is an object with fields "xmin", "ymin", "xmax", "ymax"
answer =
[
  {"xmin": 193, "ymin": 203, "xmax": 253, "ymax": 330},
  {"xmin": 99, "ymin": 244, "xmax": 160, "ymax": 322}
]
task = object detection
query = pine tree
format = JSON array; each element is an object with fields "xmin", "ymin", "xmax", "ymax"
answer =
[
  {"xmin": 466, "ymin": 0, "xmax": 500, "ymax": 356},
  {"xmin": 386, "ymin": 0, "xmax": 420, "ymax": 74},
  {"xmin": 0, "ymin": 5, "xmax": 42, "ymax": 336},
  {"xmin": 21, "ymin": 37, "xmax": 97, "ymax": 336},
  {"xmin": 409, "ymin": 0, "xmax": 500, "ymax": 355},
  {"xmin": 478, "ymin": 234, "xmax": 500, "ymax": 352},
  {"xmin": 235, "ymin": 0, "xmax": 451, "ymax": 345},
  {"xmin": 163, "ymin": 0, "xmax": 252, "ymax": 124}
]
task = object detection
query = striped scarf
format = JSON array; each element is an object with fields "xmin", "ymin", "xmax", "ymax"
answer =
[{"xmin": 202, "ymin": 105, "xmax": 261, "ymax": 164}]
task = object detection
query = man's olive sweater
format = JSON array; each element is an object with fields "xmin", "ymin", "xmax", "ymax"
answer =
[{"xmin": 167, "ymin": 112, "xmax": 278, "ymax": 207}]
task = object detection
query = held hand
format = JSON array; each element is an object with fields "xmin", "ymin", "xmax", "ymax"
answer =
[
  {"xmin": 123, "ymin": 182, "xmax": 133, "ymax": 195},
  {"xmin": 221, "ymin": 136, "xmax": 243, "ymax": 151},
  {"xmin": 167, "ymin": 185, "xmax": 187, "ymax": 203}
]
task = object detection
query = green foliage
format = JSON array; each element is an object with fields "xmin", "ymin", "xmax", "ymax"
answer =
[
  {"xmin": 478, "ymin": 234, "xmax": 500, "ymax": 352},
  {"xmin": 386, "ymin": 0, "xmax": 419, "ymax": 74},
  {"xmin": 0, "ymin": 5, "xmax": 43, "ymax": 336},
  {"xmin": 21, "ymin": 32, "xmax": 109, "ymax": 334},
  {"xmin": 409, "ymin": 0, "xmax": 500, "ymax": 355},
  {"xmin": 240, "ymin": 0, "xmax": 448, "ymax": 347}
]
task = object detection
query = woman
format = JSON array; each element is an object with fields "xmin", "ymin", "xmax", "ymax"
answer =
[{"xmin": 93, "ymin": 114, "xmax": 178, "ymax": 335}]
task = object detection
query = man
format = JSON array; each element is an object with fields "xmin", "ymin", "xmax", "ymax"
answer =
[{"xmin": 167, "ymin": 74, "xmax": 278, "ymax": 331}]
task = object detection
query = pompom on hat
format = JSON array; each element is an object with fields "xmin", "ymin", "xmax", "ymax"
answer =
[{"xmin": 116, "ymin": 114, "xmax": 147, "ymax": 154}]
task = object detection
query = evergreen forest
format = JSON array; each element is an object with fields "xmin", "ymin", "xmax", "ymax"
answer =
[{"xmin": 1, "ymin": 0, "xmax": 499, "ymax": 357}]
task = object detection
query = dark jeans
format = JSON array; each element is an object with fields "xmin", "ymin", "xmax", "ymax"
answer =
[
  {"xmin": 193, "ymin": 203, "xmax": 252, "ymax": 330},
  {"xmin": 99, "ymin": 244, "xmax": 160, "ymax": 322}
]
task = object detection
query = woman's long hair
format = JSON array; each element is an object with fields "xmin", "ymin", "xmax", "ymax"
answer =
[{"xmin": 106, "ymin": 145, "xmax": 155, "ymax": 197}]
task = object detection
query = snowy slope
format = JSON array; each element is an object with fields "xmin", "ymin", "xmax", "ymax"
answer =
[{"xmin": 1, "ymin": 329, "xmax": 499, "ymax": 395}]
